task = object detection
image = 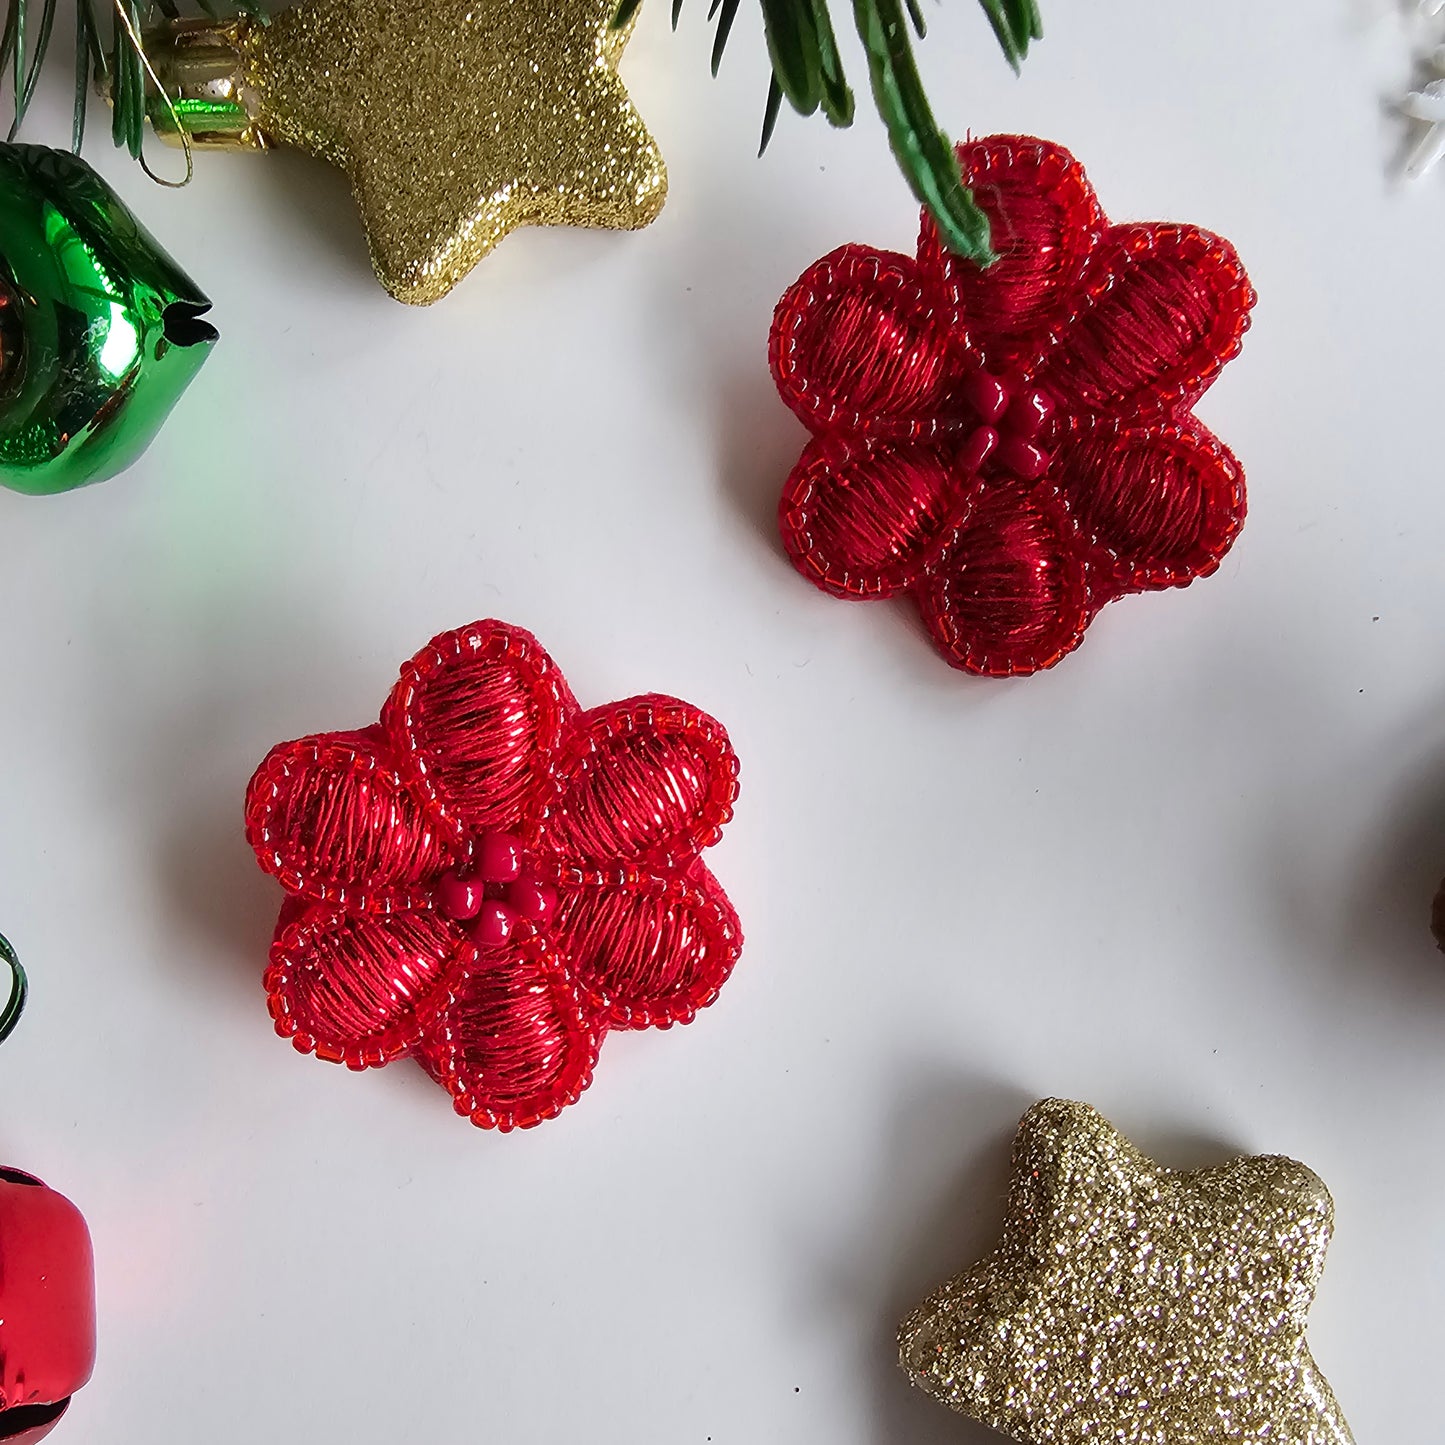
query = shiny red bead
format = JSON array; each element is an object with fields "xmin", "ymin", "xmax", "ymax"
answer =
[
  {"xmin": 472, "ymin": 900, "xmax": 519, "ymax": 948},
  {"xmin": 994, "ymin": 435, "xmax": 1051, "ymax": 481},
  {"xmin": 436, "ymin": 869, "xmax": 484, "ymax": 920},
  {"xmin": 962, "ymin": 371, "xmax": 1009, "ymax": 423},
  {"xmin": 476, "ymin": 832, "xmax": 523, "ymax": 883},
  {"xmin": 959, "ymin": 426, "xmax": 999, "ymax": 474},
  {"xmin": 0, "ymin": 1170, "xmax": 96, "ymax": 1443},
  {"xmin": 506, "ymin": 878, "xmax": 558, "ymax": 923},
  {"xmin": 1006, "ymin": 387, "xmax": 1054, "ymax": 437}
]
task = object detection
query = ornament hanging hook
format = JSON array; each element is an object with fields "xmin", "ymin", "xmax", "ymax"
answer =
[
  {"xmin": 109, "ymin": 0, "xmax": 194, "ymax": 188},
  {"xmin": 0, "ymin": 933, "xmax": 27, "ymax": 1045}
]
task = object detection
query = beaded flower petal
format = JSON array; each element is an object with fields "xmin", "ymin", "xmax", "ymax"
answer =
[
  {"xmin": 244, "ymin": 620, "xmax": 743, "ymax": 1131},
  {"xmin": 770, "ymin": 135, "xmax": 1256, "ymax": 676}
]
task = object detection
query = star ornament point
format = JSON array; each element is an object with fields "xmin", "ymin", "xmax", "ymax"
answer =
[
  {"xmin": 899, "ymin": 1100, "xmax": 1354, "ymax": 1445},
  {"xmin": 249, "ymin": 0, "xmax": 667, "ymax": 303}
]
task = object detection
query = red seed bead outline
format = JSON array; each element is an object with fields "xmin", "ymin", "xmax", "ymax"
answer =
[
  {"xmin": 916, "ymin": 483, "xmax": 1096, "ymax": 678},
  {"xmin": 919, "ymin": 134, "xmax": 1106, "ymax": 358},
  {"xmin": 779, "ymin": 433, "xmax": 974, "ymax": 600},
  {"xmin": 245, "ymin": 620, "xmax": 744, "ymax": 1128},
  {"xmin": 1055, "ymin": 414, "xmax": 1247, "ymax": 594},
  {"xmin": 245, "ymin": 731, "xmax": 455, "ymax": 917},
  {"xmin": 415, "ymin": 922, "xmax": 600, "ymax": 1133},
  {"xmin": 1036, "ymin": 223, "xmax": 1257, "ymax": 421},
  {"xmin": 770, "ymin": 247, "xmax": 970, "ymax": 444},
  {"xmin": 540, "ymin": 695, "xmax": 741, "ymax": 875},
  {"xmin": 552, "ymin": 867, "xmax": 744, "ymax": 1031},
  {"xmin": 264, "ymin": 904, "xmax": 474, "ymax": 1070},
  {"xmin": 382, "ymin": 621, "xmax": 578, "ymax": 851},
  {"xmin": 768, "ymin": 133, "xmax": 1256, "ymax": 677}
]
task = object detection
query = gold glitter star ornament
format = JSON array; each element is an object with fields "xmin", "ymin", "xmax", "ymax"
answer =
[
  {"xmin": 899, "ymin": 1099, "xmax": 1354, "ymax": 1445},
  {"xmin": 142, "ymin": 0, "xmax": 667, "ymax": 303}
]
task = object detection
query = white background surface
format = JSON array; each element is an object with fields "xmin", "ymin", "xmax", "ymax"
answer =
[{"xmin": 2, "ymin": 1, "xmax": 1442, "ymax": 1440}]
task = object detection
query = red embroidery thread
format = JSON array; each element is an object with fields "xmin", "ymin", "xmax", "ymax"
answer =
[
  {"xmin": 244, "ymin": 620, "xmax": 742, "ymax": 1131},
  {"xmin": 770, "ymin": 135, "xmax": 1256, "ymax": 676}
]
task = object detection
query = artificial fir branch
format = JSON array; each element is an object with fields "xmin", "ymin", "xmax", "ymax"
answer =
[
  {"xmin": 637, "ymin": 0, "xmax": 1039, "ymax": 262},
  {"xmin": 854, "ymin": 0, "xmax": 998, "ymax": 261},
  {"xmin": 0, "ymin": 0, "xmax": 1036, "ymax": 263}
]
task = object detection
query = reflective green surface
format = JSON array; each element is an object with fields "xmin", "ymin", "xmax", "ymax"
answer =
[{"xmin": 0, "ymin": 144, "xmax": 217, "ymax": 495}]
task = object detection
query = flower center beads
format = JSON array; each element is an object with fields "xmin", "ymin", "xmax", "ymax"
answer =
[
  {"xmin": 435, "ymin": 832, "xmax": 558, "ymax": 947},
  {"xmin": 959, "ymin": 373, "xmax": 1056, "ymax": 480}
]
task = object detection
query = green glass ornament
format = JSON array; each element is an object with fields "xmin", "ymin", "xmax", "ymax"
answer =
[{"xmin": 0, "ymin": 143, "xmax": 217, "ymax": 495}]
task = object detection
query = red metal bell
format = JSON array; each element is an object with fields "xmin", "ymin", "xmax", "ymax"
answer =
[{"xmin": 0, "ymin": 1170, "xmax": 95, "ymax": 1442}]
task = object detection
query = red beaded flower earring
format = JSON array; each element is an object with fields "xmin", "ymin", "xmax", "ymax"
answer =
[
  {"xmin": 770, "ymin": 134, "xmax": 1256, "ymax": 676},
  {"xmin": 244, "ymin": 620, "xmax": 743, "ymax": 1131}
]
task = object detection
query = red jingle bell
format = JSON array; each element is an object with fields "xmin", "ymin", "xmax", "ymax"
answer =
[{"xmin": 0, "ymin": 1170, "xmax": 95, "ymax": 1442}]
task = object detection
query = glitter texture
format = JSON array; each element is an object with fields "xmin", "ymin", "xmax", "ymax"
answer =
[
  {"xmin": 898, "ymin": 1100, "xmax": 1354, "ymax": 1444},
  {"xmin": 243, "ymin": 0, "xmax": 667, "ymax": 303}
]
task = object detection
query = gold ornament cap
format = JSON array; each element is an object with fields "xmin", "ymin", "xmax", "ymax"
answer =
[
  {"xmin": 899, "ymin": 1099, "xmax": 1355, "ymax": 1445},
  {"xmin": 140, "ymin": 18, "xmax": 268, "ymax": 149},
  {"xmin": 141, "ymin": 0, "xmax": 667, "ymax": 303}
]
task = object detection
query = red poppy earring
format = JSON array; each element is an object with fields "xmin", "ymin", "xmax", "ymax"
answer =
[
  {"xmin": 244, "ymin": 619, "xmax": 743, "ymax": 1131},
  {"xmin": 0, "ymin": 939, "xmax": 97, "ymax": 1444},
  {"xmin": 770, "ymin": 134, "xmax": 1256, "ymax": 676}
]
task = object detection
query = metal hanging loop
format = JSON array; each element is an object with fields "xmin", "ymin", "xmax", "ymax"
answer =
[{"xmin": 0, "ymin": 933, "xmax": 27, "ymax": 1045}]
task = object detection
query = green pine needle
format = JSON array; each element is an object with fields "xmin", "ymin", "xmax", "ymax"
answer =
[
  {"xmin": 14, "ymin": 0, "xmax": 58, "ymax": 136},
  {"xmin": 72, "ymin": 0, "xmax": 88, "ymax": 148},
  {"xmin": 615, "ymin": 0, "xmax": 1042, "ymax": 266},
  {"xmin": 758, "ymin": 70, "xmax": 783, "ymax": 154},
  {"xmin": 0, "ymin": 7, "xmax": 13, "ymax": 91},
  {"xmin": 108, "ymin": 8, "xmax": 125, "ymax": 149},
  {"xmin": 976, "ymin": 0, "xmax": 1021, "ymax": 72},
  {"xmin": 710, "ymin": 0, "xmax": 740, "ymax": 76},
  {"xmin": 759, "ymin": 0, "xmax": 823, "ymax": 117},
  {"xmin": 807, "ymin": 0, "xmax": 853, "ymax": 127},
  {"xmin": 853, "ymin": 0, "xmax": 994, "ymax": 262},
  {"xmin": 1012, "ymin": 0, "xmax": 1042, "ymax": 41},
  {"xmin": 8, "ymin": 0, "xmax": 25, "ymax": 136}
]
